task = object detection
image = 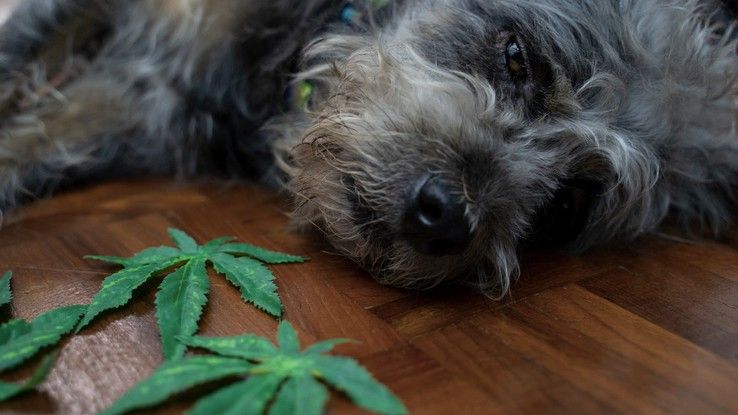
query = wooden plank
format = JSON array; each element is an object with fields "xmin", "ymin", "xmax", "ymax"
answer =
[
  {"xmin": 629, "ymin": 236, "xmax": 738, "ymax": 282},
  {"xmin": 581, "ymin": 258, "xmax": 738, "ymax": 362},
  {"xmin": 372, "ymin": 248, "xmax": 624, "ymax": 339},
  {"xmin": 417, "ymin": 285, "xmax": 738, "ymax": 414},
  {"xmin": 326, "ymin": 345, "xmax": 503, "ymax": 414}
]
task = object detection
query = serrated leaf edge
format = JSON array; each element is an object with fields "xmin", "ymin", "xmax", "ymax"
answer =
[
  {"xmin": 0, "ymin": 305, "xmax": 86, "ymax": 371},
  {"xmin": 0, "ymin": 271, "xmax": 12, "ymax": 308},
  {"xmin": 0, "ymin": 350, "xmax": 59, "ymax": 402}
]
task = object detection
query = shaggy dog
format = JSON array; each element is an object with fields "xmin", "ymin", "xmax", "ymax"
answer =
[{"xmin": 0, "ymin": 0, "xmax": 736, "ymax": 294}]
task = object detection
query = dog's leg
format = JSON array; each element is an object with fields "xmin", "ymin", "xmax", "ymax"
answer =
[
  {"xmin": 0, "ymin": 0, "xmax": 111, "ymax": 112},
  {"xmin": 0, "ymin": 0, "xmax": 94, "ymax": 69},
  {"xmin": 0, "ymin": 71, "xmax": 173, "ymax": 212},
  {"xmin": 0, "ymin": 0, "xmax": 171, "ymax": 213}
]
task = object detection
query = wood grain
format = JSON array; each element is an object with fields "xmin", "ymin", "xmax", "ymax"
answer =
[{"xmin": 1, "ymin": 179, "xmax": 737, "ymax": 414}]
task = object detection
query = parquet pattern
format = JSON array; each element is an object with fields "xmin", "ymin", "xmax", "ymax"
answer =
[{"xmin": 1, "ymin": 180, "xmax": 737, "ymax": 414}]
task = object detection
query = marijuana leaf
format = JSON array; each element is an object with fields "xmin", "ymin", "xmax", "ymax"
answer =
[
  {"xmin": 187, "ymin": 322, "xmax": 405, "ymax": 414},
  {"xmin": 217, "ymin": 243, "xmax": 305, "ymax": 264},
  {"xmin": 76, "ymin": 263, "xmax": 174, "ymax": 330},
  {"xmin": 209, "ymin": 254, "xmax": 281, "ymax": 317},
  {"xmin": 187, "ymin": 321, "xmax": 406, "ymax": 415},
  {"xmin": 79, "ymin": 228, "xmax": 304, "ymax": 360},
  {"xmin": 100, "ymin": 356, "xmax": 254, "ymax": 415},
  {"xmin": 155, "ymin": 257, "xmax": 209, "ymax": 360},
  {"xmin": 269, "ymin": 375, "xmax": 328, "ymax": 415},
  {"xmin": 188, "ymin": 373, "xmax": 284, "ymax": 415},
  {"xmin": 0, "ymin": 320, "xmax": 30, "ymax": 345},
  {"xmin": 0, "ymin": 274, "xmax": 85, "ymax": 402},
  {"xmin": 0, "ymin": 351, "xmax": 58, "ymax": 402},
  {"xmin": 0, "ymin": 271, "xmax": 11, "ymax": 308},
  {"xmin": 87, "ymin": 246, "xmax": 181, "ymax": 267},
  {"xmin": 103, "ymin": 321, "xmax": 406, "ymax": 415},
  {"xmin": 0, "ymin": 305, "xmax": 86, "ymax": 371}
]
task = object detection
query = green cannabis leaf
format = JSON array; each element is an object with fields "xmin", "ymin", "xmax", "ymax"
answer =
[
  {"xmin": 79, "ymin": 228, "xmax": 304, "ymax": 360},
  {"xmin": 0, "ymin": 271, "xmax": 11, "ymax": 308},
  {"xmin": 99, "ymin": 356, "xmax": 254, "ymax": 415},
  {"xmin": 155, "ymin": 257, "xmax": 209, "ymax": 360},
  {"xmin": 0, "ymin": 305, "xmax": 86, "ymax": 371},
  {"xmin": 103, "ymin": 321, "xmax": 406, "ymax": 415},
  {"xmin": 0, "ymin": 301, "xmax": 85, "ymax": 403},
  {"xmin": 186, "ymin": 322, "xmax": 406, "ymax": 415},
  {"xmin": 0, "ymin": 271, "xmax": 52, "ymax": 403},
  {"xmin": 0, "ymin": 351, "xmax": 58, "ymax": 401}
]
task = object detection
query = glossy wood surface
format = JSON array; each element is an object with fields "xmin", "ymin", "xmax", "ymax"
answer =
[{"xmin": 0, "ymin": 179, "xmax": 736, "ymax": 414}]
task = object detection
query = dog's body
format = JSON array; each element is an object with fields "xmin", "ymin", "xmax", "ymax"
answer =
[{"xmin": 0, "ymin": 0, "xmax": 736, "ymax": 293}]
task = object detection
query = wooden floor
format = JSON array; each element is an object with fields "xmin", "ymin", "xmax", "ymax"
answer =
[{"xmin": 1, "ymin": 179, "xmax": 737, "ymax": 414}]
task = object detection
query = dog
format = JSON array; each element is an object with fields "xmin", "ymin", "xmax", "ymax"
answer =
[{"xmin": 0, "ymin": 0, "xmax": 736, "ymax": 294}]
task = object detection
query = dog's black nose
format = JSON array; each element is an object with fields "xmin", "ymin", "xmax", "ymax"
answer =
[{"xmin": 402, "ymin": 176, "xmax": 471, "ymax": 256}]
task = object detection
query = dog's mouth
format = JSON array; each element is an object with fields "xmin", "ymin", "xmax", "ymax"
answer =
[{"xmin": 523, "ymin": 178, "xmax": 601, "ymax": 249}]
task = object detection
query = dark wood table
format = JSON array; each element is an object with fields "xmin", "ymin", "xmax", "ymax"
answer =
[{"xmin": 1, "ymin": 179, "xmax": 737, "ymax": 414}]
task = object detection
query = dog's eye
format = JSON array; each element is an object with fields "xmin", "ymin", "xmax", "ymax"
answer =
[{"xmin": 505, "ymin": 40, "xmax": 527, "ymax": 80}]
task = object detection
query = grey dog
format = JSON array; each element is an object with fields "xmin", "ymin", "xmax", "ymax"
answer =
[{"xmin": 0, "ymin": 0, "xmax": 736, "ymax": 294}]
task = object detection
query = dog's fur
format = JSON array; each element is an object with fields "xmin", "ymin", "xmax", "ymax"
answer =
[{"xmin": 0, "ymin": 0, "xmax": 736, "ymax": 294}]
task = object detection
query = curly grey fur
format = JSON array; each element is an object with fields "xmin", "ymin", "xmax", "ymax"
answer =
[{"xmin": 0, "ymin": 0, "xmax": 736, "ymax": 295}]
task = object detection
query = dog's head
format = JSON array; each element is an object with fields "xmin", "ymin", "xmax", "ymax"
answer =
[{"xmin": 278, "ymin": 0, "xmax": 737, "ymax": 293}]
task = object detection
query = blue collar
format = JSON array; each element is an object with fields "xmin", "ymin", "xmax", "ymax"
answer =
[{"xmin": 340, "ymin": 0, "xmax": 390, "ymax": 26}]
